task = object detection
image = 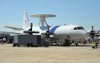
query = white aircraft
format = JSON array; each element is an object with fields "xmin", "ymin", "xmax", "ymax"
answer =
[{"xmin": 3, "ymin": 12, "xmax": 87, "ymax": 46}]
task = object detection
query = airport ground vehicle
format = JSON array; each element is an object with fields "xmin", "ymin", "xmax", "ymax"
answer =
[{"xmin": 13, "ymin": 35, "xmax": 47, "ymax": 47}]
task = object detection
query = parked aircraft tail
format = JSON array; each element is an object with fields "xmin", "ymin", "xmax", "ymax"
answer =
[{"xmin": 23, "ymin": 11, "xmax": 30, "ymax": 30}]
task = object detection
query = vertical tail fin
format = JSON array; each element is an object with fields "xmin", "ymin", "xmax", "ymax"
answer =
[{"xmin": 23, "ymin": 11, "xmax": 30, "ymax": 30}]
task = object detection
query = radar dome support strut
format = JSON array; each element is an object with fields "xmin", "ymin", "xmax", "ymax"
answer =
[{"xmin": 40, "ymin": 17, "xmax": 46, "ymax": 27}]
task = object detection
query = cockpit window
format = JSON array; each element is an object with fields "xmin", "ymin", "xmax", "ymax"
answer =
[
  {"xmin": 74, "ymin": 26, "xmax": 84, "ymax": 30},
  {"xmin": 74, "ymin": 27, "xmax": 77, "ymax": 30}
]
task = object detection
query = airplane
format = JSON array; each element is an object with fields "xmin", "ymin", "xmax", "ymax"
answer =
[
  {"xmin": 3, "ymin": 11, "xmax": 87, "ymax": 46},
  {"xmin": 86, "ymin": 26, "xmax": 100, "ymax": 42}
]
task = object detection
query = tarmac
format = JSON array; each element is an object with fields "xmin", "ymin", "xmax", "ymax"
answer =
[{"xmin": 0, "ymin": 44, "xmax": 100, "ymax": 63}]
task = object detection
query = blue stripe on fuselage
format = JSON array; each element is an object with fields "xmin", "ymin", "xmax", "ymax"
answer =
[{"xmin": 49, "ymin": 26, "xmax": 59, "ymax": 34}]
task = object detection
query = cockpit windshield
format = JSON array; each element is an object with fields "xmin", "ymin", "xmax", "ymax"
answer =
[{"xmin": 74, "ymin": 26, "xmax": 84, "ymax": 30}]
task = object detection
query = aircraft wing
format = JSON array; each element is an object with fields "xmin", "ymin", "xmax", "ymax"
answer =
[
  {"xmin": 5, "ymin": 26, "xmax": 24, "ymax": 31},
  {"xmin": 0, "ymin": 31, "xmax": 22, "ymax": 34}
]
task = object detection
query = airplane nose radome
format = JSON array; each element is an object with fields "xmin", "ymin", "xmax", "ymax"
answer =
[
  {"xmin": 81, "ymin": 30, "xmax": 88, "ymax": 38},
  {"xmin": 80, "ymin": 30, "xmax": 87, "ymax": 34}
]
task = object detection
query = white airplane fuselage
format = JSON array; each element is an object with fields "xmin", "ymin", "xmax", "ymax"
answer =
[
  {"xmin": 27, "ymin": 24, "xmax": 87, "ymax": 41},
  {"xmin": 49, "ymin": 25, "xmax": 87, "ymax": 40}
]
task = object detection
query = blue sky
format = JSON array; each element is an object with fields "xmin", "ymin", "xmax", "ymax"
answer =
[{"xmin": 0, "ymin": 0, "xmax": 100, "ymax": 30}]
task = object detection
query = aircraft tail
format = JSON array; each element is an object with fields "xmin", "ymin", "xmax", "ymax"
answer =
[{"xmin": 23, "ymin": 11, "xmax": 30, "ymax": 30}]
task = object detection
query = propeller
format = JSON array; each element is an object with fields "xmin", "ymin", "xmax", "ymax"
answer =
[
  {"xmin": 23, "ymin": 23, "xmax": 39, "ymax": 35},
  {"xmin": 89, "ymin": 26, "xmax": 95, "ymax": 39},
  {"xmin": 98, "ymin": 30, "xmax": 100, "ymax": 34}
]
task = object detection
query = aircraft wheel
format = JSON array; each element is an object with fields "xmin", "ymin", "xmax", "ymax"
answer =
[
  {"xmin": 63, "ymin": 39, "xmax": 71, "ymax": 46},
  {"xmin": 13, "ymin": 43, "xmax": 20, "ymax": 47},
  {"xmin": 17, "ymin": 44, "xmax": 20, "ymax": 47},
  {"xmin": 13, "ymin": 43, "xmax": 16, "ymax": 47},
  {"xmin": 74, "ymin": 43, "xmax": 78, "ymax": 46}
]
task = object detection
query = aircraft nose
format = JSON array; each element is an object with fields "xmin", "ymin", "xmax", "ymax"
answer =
[
  {"xmin": 79, "ymin": 30, "xmax": 88, "ymax": 38},
  {"xmin": 82, "ymin": 30, "xmax": 87, "ymax": 34}
]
